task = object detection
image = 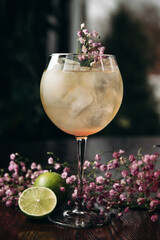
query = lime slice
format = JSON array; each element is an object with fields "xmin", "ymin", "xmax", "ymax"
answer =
[{"xmin": 18, "ymin": 187, "xmax": 57, "ymax": 218}]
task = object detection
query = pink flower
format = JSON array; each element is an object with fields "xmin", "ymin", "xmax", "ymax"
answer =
[
  {"xmin": 83, "ymin": 160, "xmax": 91, "ymax": 170},
  {"xmin": 96, "ymin": 176, "xmax": 105, "ymax": 184},
  {"xmin": 107, "ymin": 159, "xmax": 119, "ymax": 170},
  {"xmin": 88, "ymin": 39, "xmax": 93, "ymax": 45},
  {"xmin": 78, "ymin": 37, "xmax": 86, "ymax": 44},
  {"xmin": 126, "ymin": 177, "xmax": 132, "ymax": 184},
  {"xmin": 113, "ymin": 183, "xmax": 121, "ymax": 190},
  {"xmin": 12, "ymin": 172, "xmax": 19, "ymax": 179},
  {"xmin": 151, "ymin": 214, "xmax": 158, "ymax": 222},
  {"xmin": 63, "ymin": 167, "xmax": 70, "ymax": 173},
  {"xmin": 48, "ymin": 157, "xmax": 54, "ymax": 164},
  {"xmin": 31, "ymin": 173, "xmax": 36, "ymax": 180},
  {"xmin": 113, "ymin": 159, "xmax": 119, "ymax": 168},
  {"xmin": 107, "ymin": 162, "xmax": 115, "ymax": 170},
  {"xmin": 119, "ymin": 194, "xmax": 126, "ymax": 201},
  {"xmin": 137, "ymin": 160, "xmax": 143, "ymax": 166},
  {"xmin": 72, "ymin": 188, "xmax": 78, "ymax": 198},
  {"xmin": 0, "ymin": 177, "xmax": 4, "ymax": 183},
  {"xmin": 66, "ymin": 175, "xmax": 77, "ymax": 184},
  {"xmin": 136, "ymin": 179, "xmax": 141, "ymax": 185},
  {"xmin": 92, "ymin": 42, "xmax": 98, "ymax": 48},
  {"xmin": 100, "ymin": 164, "xmax": 107, "ymax": 172},
  {"xmin": 10, "ymin": 153, "xmax": 16, "ymax": 160},
  {"xmin": 78, "ymin": 55, "xmax": 85, "ymax": 61},
  {"xmin": 95, "ymin": 154, "xmax": 101, "ymax": 161},
  {"xmin": 138, "ymin": 185, "xmax": 144, "ymax": 192},
  {"xmin": 130, "ymin": 162, "xmax": 138, "ymax": 174},
  {"xmin": 99, "ymin": 209, "xmax": 105, "ymax": 215},
  {"xmin": 60, "ymin": 187, "xmax": 65, "ymax": 192},
  {"xmin": 137, "ymin": 197, "xmax": 145, "ymax": 205},
  {"xmin": 67, "ymin": 200, "xmax": 71, "ymax": 206},
  {"xmin": 82, "ymin": 45, "xmax": 87, "ymax": 53},
  {"xmin": 4, "ymin": 173, "xmax": 9, "ymax": 178},
  {"xmin": 120, "ymin": 178, "xmax": 126, "ymax": 185},
  {"xmin": 124, "ymin": 207, "xmax": 129, "ymax": 213},
  {"xmin": 121, "ymin": 170, "xmax": 129, "ymax": 178},
  {"xmin": 150, "ymin": 154, "xmax": 158, "ymax": 161},
  {"xmin": 31, "ymin": 162, "xmax": 36, "ymax": 170},
  {"xmin": 77, "ymin": 30, "xmax": 82, "ymax": 37},
  {"xmin": 37, "ymin": 164, "xmax": 42, "ymax": 170},
  {"xmin": 89, "ymin": 182, "xmax": 96, "ymax": 190},
  {"xmin": 21, "ymin": 166, "xmax": 26, "ymax": 172},
  {"xmin": 54, "ymin": 163, "xmax": 61, "ymax": 170},
  {"xmin": 5, "ymin": 189, "xmax": 13, "ymax": 197},
  {"xmin": 92, "ymin": 30, "xmax": 99, "ymax": 37},
  {"xmin": 150, "ymin": 199, "xmax": 160, "ymax": 210},
  {"xmin": 82, "ymin": 29, "xmax": 89, "ymax": 35},
  {"xmin": 61, "ymin": 172, "xmax": 68, "ymax": 179},
  {"xmin": 109, "ymin": 189, "xmax": 116, "ymax": 197},
  {"xmin": 154, "ymin": 171, "xmax": 160, "ymax": 178},
  {"xmin": 8, "ymin": 162, "xmax": 14, "ymax": 172},
  {"xmin": 113, "ymin": 152, "xmax": 120, "ymax": 159},
  {"xmin": 143, "ymin": 155, "xmax": 150, "ymax": 164},
  {"xmin": 87, "ymin": 32, "xmax": 92, "ymax": 37},
  {"xmin": 5, "ymin": 199, "xmax": 13, "ymax": 207},
  {"xmin": 129, "ymin": 155, "xmax": 136, "ymax": 162},
  {"xmin": 13, "ymin": 163, "xmax": 19, "ymax": 173},
  {"xmin": 99, "ymin": 47, "xmax": 105, "ymax": 54},
  {"xmin": 138, "ymin": 172, "xmax": 145, "ymax": 179},
  {"xmin": 105, "ymin": 171, "xmax": 112, "ymax": 178},
  {"xmin": 94, "ymin": 161, "xmax": 101, "ymax": 169},
  {"xmin": 119, "ymin": 149, "xmax": 125, "ymax": 155}
]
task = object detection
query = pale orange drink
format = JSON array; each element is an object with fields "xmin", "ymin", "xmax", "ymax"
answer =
[{"xmin": 40, "ymin": 54, "xmax": 123, "ymax": 136}]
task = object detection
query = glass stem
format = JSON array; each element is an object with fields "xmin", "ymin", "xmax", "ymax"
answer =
[{"xmin": 75, "ymin": 136, "xmax": 87, "ymax": 211}]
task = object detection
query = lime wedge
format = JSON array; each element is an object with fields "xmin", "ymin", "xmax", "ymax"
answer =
[{"xmin": 18, "ymin": 187, "xmax": 57, "ymax": 218}]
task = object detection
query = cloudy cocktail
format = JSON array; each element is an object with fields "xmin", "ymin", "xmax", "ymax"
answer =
[
  {"xmin": 40, "ymin": 53, "xmax": 123, "ymax": 228},
  {"xmin": 40, "ymin": 55, "xmax": 123, "ymax": 137}
]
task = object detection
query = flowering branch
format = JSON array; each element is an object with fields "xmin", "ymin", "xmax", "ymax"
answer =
[
  {"xmin": 0, "ymin": 147, "xmax": 160, "ymax": 223},
  {"xmin": 76, "ymin": 23, "xmax": 105, "ymax": 67}
]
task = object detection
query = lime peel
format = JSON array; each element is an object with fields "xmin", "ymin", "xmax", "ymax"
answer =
[{"xmin": 33, "ymin": 172, "xmax": 67, "ymax": 203}]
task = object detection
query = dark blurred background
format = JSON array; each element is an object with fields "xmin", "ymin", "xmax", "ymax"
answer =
[{"xmin": 0, "ymin": 0, "xmax": 160, "ymax": 166}]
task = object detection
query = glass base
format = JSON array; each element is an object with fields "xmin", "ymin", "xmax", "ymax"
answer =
[{"xmin": 48, "ymin": 206, "xmax": 116, "ymax": 228}]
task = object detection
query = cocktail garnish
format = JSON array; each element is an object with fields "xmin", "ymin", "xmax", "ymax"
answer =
[{"xmin": 76, "ymin": 23, "xmax": 106, "ymax": 67}]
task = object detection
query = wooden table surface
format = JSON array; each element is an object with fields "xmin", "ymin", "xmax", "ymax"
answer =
[{"xmin": 1, "ymin": 201, "xmax": 160, "ymax": 240}]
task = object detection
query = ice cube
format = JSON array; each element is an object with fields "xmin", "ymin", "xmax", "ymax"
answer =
[
  {"xmin": 40, "ymin": 68, "xmax": 78, "ymax": 107},
  {"xmin": 64, "ymin": 86, "xmax": 93, "ymax": 117},
  {"xmin": 63, "ymin": 58, "xmax": 80, "ymax": 71},
  {"xmin": 95, "ymin": 74, "xmax": 110, "ymax": 95},
  {"xmin": 94, "ymin": 71, "xmax": 120, "ymax": 99},
  {"xmin": 86, "ymin": 105, "xmax": 114, "ymax": 127},
  {"xmin": 92, "ymin": 57, "xmax": 116, "ymax": 72}
]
